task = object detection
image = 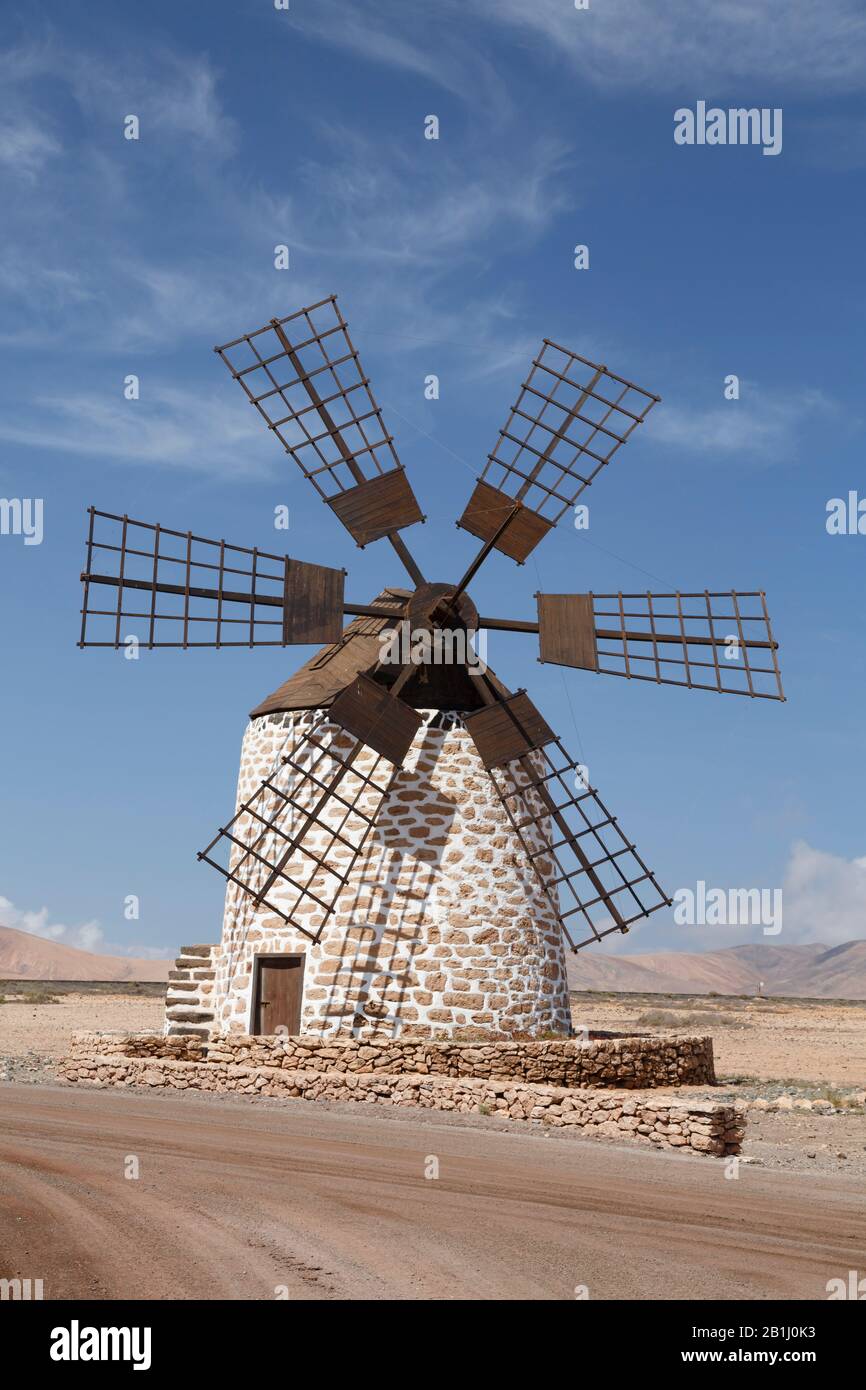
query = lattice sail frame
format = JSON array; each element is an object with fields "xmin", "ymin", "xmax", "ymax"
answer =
[
  {"xmin": 197, "ymin": 717, "xmax": 397, "ymax": 943},
  {"xmin": 79, "ymin": 508, "xmax": 343, "ymax": 649},
  {"xmin": 214, "ymin": 296, "xmax": 401, "ymax": 496},
  {"xmin": 214, "ymin": 296, "xmax": 424, "ymax": 548},
  {"xmin": 590, "ymin": 590, "xmax": 784, "ymax": 700},
  {"xmin": 488, "ymin": 739, "xmax": 671, "ymax": 950},
  {"xmin": 467, "ymin": 341, "xmax": 659, "ymax": 527}
]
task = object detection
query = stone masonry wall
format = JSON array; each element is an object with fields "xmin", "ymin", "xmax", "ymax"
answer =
[
  {"xmin": 211, "ymin": 711, "xmax": 571, "ymax": 1040},
  {"xmin": 59, "ymin": 1041, "xmax": 742, "ymax": 1158},
  {"xmin": 66, "ymin": 1031, "xmax": 716, "ymax": 1089}
]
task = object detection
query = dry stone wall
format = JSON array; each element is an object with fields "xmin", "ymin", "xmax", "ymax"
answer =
[
  {"xmin": 65, "ymin": 1031, "xmax": 715, "ymax": 1088},
  {"xmin": 211, "ymin": 711, "xmax": 571, "ymax": 1040},
  {"xmin": 60, "ymin": 1036, "xmax": 741, "ymax": 1158},
  {"xmin": 207, "ymin": 1032, "xmax": 715, "ymax": 1087}
]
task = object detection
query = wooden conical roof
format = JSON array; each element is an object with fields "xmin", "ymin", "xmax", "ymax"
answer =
[{"xmin": 251, "ymin": 588, "xmax": 510, "ymax": 717}]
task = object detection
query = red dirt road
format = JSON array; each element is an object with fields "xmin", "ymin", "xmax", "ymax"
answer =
[{"xmin": 1, "ymin": 1084, "xmax": 864, "ymax": 1301}]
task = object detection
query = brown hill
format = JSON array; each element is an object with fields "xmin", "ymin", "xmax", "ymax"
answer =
[
  {"xmin": 0, "ymin": 925, "xmax": 171, "ymax": 982},
  {"xmin": 568, "ymin": 940, "xmax": 866, "ymax": 999}
]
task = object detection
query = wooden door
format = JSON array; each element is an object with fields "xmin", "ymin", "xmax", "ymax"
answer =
[{"xmin": 253, "ymin": 957, "xmax": 304, "ymax": 1035}]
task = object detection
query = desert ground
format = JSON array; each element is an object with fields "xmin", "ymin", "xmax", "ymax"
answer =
[
  {"xmin": 570, "ymin": 991, "xmax": 866, "ymax": 1087},
  {"xmin": 569, "ymin": 991, "xmax": 866, "ymax": 1179},
  {"xmin": 3, "ymin": 985, "xmax": 865, "ymax": 1082},
  {"xmin": 1, "ymin": 984, "xmax": 864, "ymax": 1301},
  {"xmin": 0, "ymin": 986, "xmax": 163, "ymax": 1066},
  {"xmin": 1, "ymin": 984, "xmax": 864, "ymax": 1177}
]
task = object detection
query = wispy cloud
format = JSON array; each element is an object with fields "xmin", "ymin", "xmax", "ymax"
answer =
[
  {"xmin": 289, "ymin": 1, "xmax": 866, "ymax": 96},
  {"xmin": 0, "ymin": 25, "xmax": 580, "ymax": 470},
  {"xmin": 291, "ymin": 0, "xmax": 512, "ymax": 112},
  {"xmin": 0, "ymin": 116, "xmax": 60, "ymax": 179},
  {"xmin": 0, "ymin": 23, "xmax": 572, "ymax": 369},
  {"xmin": 0, "ymin": 385, "xmax": 276, "ymax": 476},
  {"xmin": 473, "ymin": 0, "xmax": 866, "ymax": 93},
  {"xmin": 288, "ymin": 126, "xmax": 573, "ymax": 266},
  {"xmin": 0, "ymin": 31, "xmax": 243, "ymax": 355},
  {"xmin": 0, "ymin": 32, "xmax": 236, "ymax": 150},
  {"xmin": 645, "ymin": 385, "xmax": 843, "ymax": 462}
]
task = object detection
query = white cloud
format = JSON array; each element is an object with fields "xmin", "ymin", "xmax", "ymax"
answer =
[
  {"xmin": 474, "ymin": 0, "xmax": 866, "ymax": 93},
  {"xmin": 0, "ymin": 257, "xmax": 94, "ymax": 316},
  {"xmin": 263, "ymin": 124, "xmax": 574, "ymax": 267},
  {"xmin": 292, "ymin": 1, "xmax": 511, "ymax": 112},
  {"xmin": 618, "ymin": 839, "xmax": 866, "ymax": 955},
  {"xmin": 105, "ymin": 261, "xmax": 292, "ymax": 352},
  {"xmin": 780, "ymin": 840, "xmax": 866, "ymax": 946},
  {"xmin": 0, "ymin": 34, "xmax": 246, "ymax": 355},
  {"xmin": 0, "ymin": 24, "xmax": 573, "ymax": 365},
  {"xmin": 0, "ymin": 893, "xmax": 175, "ymax": 960},
  {"xmin": 645, "ymin": 385, "xmax": 841, "ymax": 461},
  {"xmin": 0, "ymin": 894, "xmax": 103, "ymax": 953},
  {"xmin": 0, "ymin": 34, "xmax": 235, "ymax": 151},
  {"xmin": 290, "ymin": 1, "xmax": 866, "ymax": 96},
  {"xmin": 0, "ymin": 384, "xmax": 275, "ymax": 476}
]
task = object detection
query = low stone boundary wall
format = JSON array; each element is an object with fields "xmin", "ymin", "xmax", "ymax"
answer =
[
  {"xmin": 58, "ymin": 1050, "xmax": 743, "ymax": 1156},
  {"xmin": 67, "ymin": 1030, "xmax": 715, "ymax": 1089}
]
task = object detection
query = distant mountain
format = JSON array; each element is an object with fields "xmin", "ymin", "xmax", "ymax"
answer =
[
  {"xmin": 5, "ymin": 918, "xmax": 864, "ymax": 998},
  {"xmin": 567, "ymin": 940, "xmax": 866, "ymax": 999},
  {"xmin": 0, "ymin": 925, "xmax": 171, "ymax": 981}
]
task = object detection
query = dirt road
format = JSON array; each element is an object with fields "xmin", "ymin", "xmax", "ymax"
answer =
[{"xmin": 1, "ymin": 1084, "xmax": 864, "ymax": 1300}]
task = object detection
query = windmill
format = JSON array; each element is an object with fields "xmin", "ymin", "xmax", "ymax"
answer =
[{"xmin": 78, "ymin": 295, "xmax": 784, "ymax": 1039}]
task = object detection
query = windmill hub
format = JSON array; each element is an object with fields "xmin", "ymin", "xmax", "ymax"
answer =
[{"xmin": 405, "ymin": 581, "xmax": 479, "ymax": 634}]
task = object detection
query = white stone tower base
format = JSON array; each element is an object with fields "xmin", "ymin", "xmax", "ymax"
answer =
[{"xmin": 211, "ymin": 710, "xmax": 572, "ymax": 1039}]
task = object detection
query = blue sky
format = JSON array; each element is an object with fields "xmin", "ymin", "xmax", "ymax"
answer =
[{"xmin": 1, "ymin": 0, "xmax": 865, "ymax": 961}]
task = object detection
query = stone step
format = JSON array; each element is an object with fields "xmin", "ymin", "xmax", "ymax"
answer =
[
  {"xmin": 167, "ymin": 1025, "xmax": 211, "ymax": 1039},
  {"xmin": 165, "ymin": 1007, "xmax": 214, "ymax": 1023},
  {"xmin": 180, "ymin": 944, "xmax": 214, "ymax": 959},
  {"xmin": 166, "ymin": 981, "xmax": 197, "ymax": 993}
]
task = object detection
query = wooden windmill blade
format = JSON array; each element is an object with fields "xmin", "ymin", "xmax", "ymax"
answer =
[
  {"xmin": 463, "ymin": 690, "xmax": 671, "ymax": 950},
  {"xmin": 534, "ymin": 590, "xmax": 785, "ymax": 701},
  {"xmin": 197, "ymin": 712, "xmax": 402, "ymax": 942},
  {"xmin": 214, "ymin": 295, "xmax": 425, "ymax": 582},
  {"xmin": 457, "ymin": 341, "xmax": 660, "ymax": 565},
  {"xmin": 78, "ymin": 508, "xmax": 346, "ymax": 649}
]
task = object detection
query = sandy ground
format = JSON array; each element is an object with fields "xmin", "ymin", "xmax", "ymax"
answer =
[
  {"xmin": 0, "ymin": 992, "xmax": 163, "ymax": 1059},
  {"xmin": 570, "ymin": 992, "xmax": 866, "ymax": 1087},
  {"xmin": 1, "ymin": 990, "xmax": 863, "ymax": 1180},
  {"xmin": 3, "ymin": 991, "xmax": 865, "ymax": 1086},
  {"xmin": 2, "ymin": 1084, "xmax": 864, "ymax": 1302}
]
